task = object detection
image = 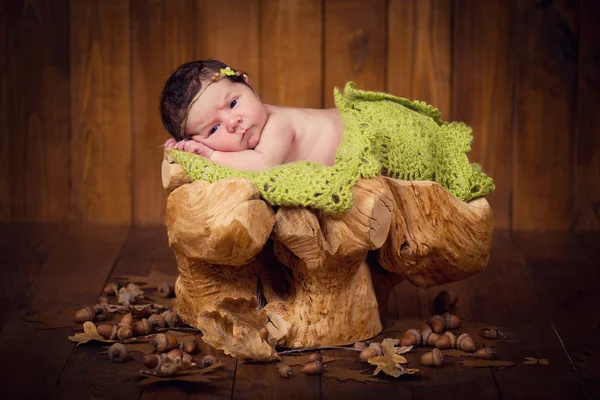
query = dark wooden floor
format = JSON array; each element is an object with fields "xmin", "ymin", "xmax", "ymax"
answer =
[{"xmin": 0, "ymin": 224, "xmax": 598, "ymax": 399}]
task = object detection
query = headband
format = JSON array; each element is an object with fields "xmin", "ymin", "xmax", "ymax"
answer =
[{"xmin": 179, "ymin": 67, "xmax": 247, "ymax": 139}]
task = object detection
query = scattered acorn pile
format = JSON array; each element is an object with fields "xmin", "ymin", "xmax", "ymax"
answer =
[
  {"xmin": 72, "ymin": 281, "xmax": 218, "ymax": 373},
  {"xmin": 354, "ymin": 290, "xmax": 506, "ymax": 368}
]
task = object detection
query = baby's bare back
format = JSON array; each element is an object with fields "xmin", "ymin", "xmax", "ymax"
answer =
[{"xmin": 262, "ymin": 106, "xmax": 344, "ymax": 166}]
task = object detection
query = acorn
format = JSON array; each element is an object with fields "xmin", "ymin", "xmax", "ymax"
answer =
[
  {"xmin": 98, "ymin": 296, "xmax": 109, "ymax": 305},
  {"xmin": 456, "ymin": 333, "xmax": 476, "ymax": 352},
  {"xmin": 132, "ymin": 318, "xmax": 152, "ymax": 336},
  {"xmin": 433, "ymin": 290, "xmax": 459, "ymax": 314},
  {"xmin": 420, "ymin": 348, "xmax": 443, "ymax": 367},
  {"xmin": 422, "ymin": 329, "xmax": 441, "ymax": 347},
  {"xmin": 429, "ymin": 315, "xmax": 445, "ymax": 333},
  {"xmin": 103, "ymin": 283, "xmax": 119, "ymax": 296},
  {"xmin": 308, "ymin": 353, "xmax": 322, "ymax": 363},
  {"xmin": 73, "ymin": 306, "xmax": 95, "ymax": 323},
  {"xmin": 108, "ymin": 343, "xmax": 128, "ymax": 363},
  {"xmin": 157, "ymin": 282, "xmax": 173, "ymax": 298},
  {"xmin": 442, "ymin": 312, "xmax": 462, "ymax": 329},
  {"xmin": 353, "ymin": 341, "xmax": 366, "ymax": 350},
  {"xmin": 301, "ymin": 361, "xmax": 323, "ymax": 375},
  {"xmin": 152, "ymin": 333, "xmax": 179, "ymax": 352},
  {"xmin": 359, "ymin": 347, "xmax": 379, "ymax": 362},
  {"xmin": 163, "ymin": 311, "xmax": 183, "ymax": 328},
  {"xmin": 479, "ymin": 326, "xmax": 507, "ymax": 339},
  {"xmin": 167, "ymin": 348, "xmax": 183, "ymax": 360},
  {"xmin": 400, "ymin": 328, "xmax": 422, "ymax": 346},
  {"xmin": 180, "ymin": 339, "xmax": 198, "ymax": 354},
  {"xmin": 142, "ymin": 353, "xmax": 161, "ymax": 370},
  {"xmin": 117, "ymin": 325, "xmax": 133, "ymax": 340},
  {"xmin": 97, "ymin": 324, "xmax": 118, "ymax": 340},
  {"xmin": 435, "ymin": 333, "xmax": 452, "ymax": 349},
  {"xmin": 201, "ymin": 354, "xmax": 217, "ymax": 368},
  {"xmin": 182, "ymin": 353, "xmax": 193, "ymax": 363},
  {"xmin": 443, "ymin": 331, "xmax": 457, "ymax": 348},
  {"xmin": 92, "ymin": 304, "xmax": 109, "ymax": 321},
  {"xmin": 148, "ymin": 314, "xmax": 166, "ymax": 331},
  {"xmin": 474, "ymin": 346, "xmax": 495, "ymax": 360},
  {"xmin": 278, "ymin": 363, "xmax": 292, "ymax": 378},
  {"xmin": 118, "ymin": 313, "xmax": 133, "ymax": 328}
]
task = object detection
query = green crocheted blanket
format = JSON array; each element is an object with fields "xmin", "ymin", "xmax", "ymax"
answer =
[{"xmin": 170, "ymin": 82, "xmax": 494, "ymax": 213}]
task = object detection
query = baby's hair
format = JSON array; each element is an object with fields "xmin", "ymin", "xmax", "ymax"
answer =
[{"xmin": 159, "ymin": 59, "xmax": 248, "ymax": 140}]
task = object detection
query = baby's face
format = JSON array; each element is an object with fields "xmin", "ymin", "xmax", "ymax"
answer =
[{"xmin": 184, "ymin": 78, "xmax": 267, "ymax": 152}]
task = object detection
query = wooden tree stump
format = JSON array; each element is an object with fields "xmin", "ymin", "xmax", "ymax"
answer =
[{"xmin": 163, "ymin": 153, "xmax": 493, "ymax": 349}]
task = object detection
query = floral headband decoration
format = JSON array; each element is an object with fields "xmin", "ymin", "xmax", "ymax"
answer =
[{"xmin": 179, "ymin": 67, "xmax": 247, "ymax": 139}]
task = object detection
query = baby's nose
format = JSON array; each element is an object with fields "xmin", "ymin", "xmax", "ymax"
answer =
[{"xmin": 227, "ymin": 116, "xmax": 241, "ymax": 132}]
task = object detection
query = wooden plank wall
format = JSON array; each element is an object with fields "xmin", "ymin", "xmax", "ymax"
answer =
[{"xmin": 1, "ymin": 0, "xmax": 599, "ymax": 231}]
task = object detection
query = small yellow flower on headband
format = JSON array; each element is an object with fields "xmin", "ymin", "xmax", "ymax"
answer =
[{"xmin": 211, "ymin": 67, "xmax": 242, "ymax": 82}]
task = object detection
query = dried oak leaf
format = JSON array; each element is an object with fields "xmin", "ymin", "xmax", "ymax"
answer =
[
  {"xmin": 117, "ymin": 283, "xmax": 145, "ymax": 306},
  {"xmin": 323, "ymin": 367, "xmax": 387, "ymax": 383},
  {"xmin": 68, "ymin": 321, "xmax": 110, "ymax": 345},
  {"xmin": 197, "ymin": 302, "xmax": 279, "ymax": 362},
  {"xmin": 138, "ymin": 361, "xmax": 226, "ymax": 386},
  {"xmin": 24, "ymin": 310, "xmax": 75, "ymax": 330},
  {"xmin": 461, "ymin": 359, "xmax": 515, "ymax": 368},
  {"xmin": 281, "ymin": 355, "xmax": 337, "ymax": 366},
  {"xmin": 523, "ymin": 357, "xmax": 550, "ymax": 365},
  {"xmin": 115, "ymin": 270, "xmax": 176, "ymax": 290},
  {"xmin": 368, "ymin": 338, "xmax": 418, "ymax": 378},
  {"xmin": 216, "ymin": 297, "xmax": 267, "ymax": 332}
]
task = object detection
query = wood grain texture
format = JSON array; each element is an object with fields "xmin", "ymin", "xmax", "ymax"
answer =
[
  {"xmin": 2, "ymin": 0, "xmax": 70, "ymax": 222},
  {"xmin": 324, "ymin": 0, "xmax": 386, "ymax": 108},
  {"xmin": 261, "ymin": 0, "xmax": 322, "ymax": 108},
  {"xmin": 512, "ymin": 0, "xmax": 578, "ymax": 230},
  {"xmin": 452, "ymin": 0, "xmax": 515, "ymax": 230},
  {"xmin": 132, "ymin": 0, "xmax": 194, "ymax": 226},
  {"xmin": 0, "ymin": 0, "xmax": 7, "ymax": 220},
  {"xmin": 387, "ymin": 0, "xmax": 452, "ymax": 117},
  {"xmin": 0, "ymin": 224, "xmax": 128, "ymax": 399},
  {"xmin": 70, "ymin": 0, "xmax": 132, "ymax": 224},
  {"xmin": 195, "ymin": 0, "xmax": 260, "ymax": 92},
  {"xmin": 573, "ymin": 0, "xmax": 600, "ymax": 231}
]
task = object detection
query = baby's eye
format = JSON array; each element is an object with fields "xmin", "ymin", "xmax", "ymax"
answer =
[
  {"xmin": 230, "ymin": 98, "xmax": 237, "ymax": 108},
  {"xmin": 209, "ymin": 124, "xmax": 219, "ymax": 135}
]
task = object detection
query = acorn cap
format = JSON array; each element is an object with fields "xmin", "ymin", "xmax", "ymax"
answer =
[
  {"xmin": 429, "ymin": 315, "xmax": 445, "ymax": 333},
  {"xmin": 132, "ymin": 318, "xmax": 152, "ymax": 336},
  {"xmin": 444, "ymin": 331, "xmax": 457, "ymax": 348},
  {"xmin": 148, "ymin": 314, "xmax": 166, "ymax": 331},
  {"xmin": 108, "ymin": 343, "xmax": 128, "ymax": 363},
  {"xmin": 152, "ymin": 333, "xmax": 179, "ymax": 352},
  {"xmin": 456, "ymin": 333, "xmax": 476, "ymax": 352},
  {"xmin": 201, "ymin": 354, "xmax": 217, "ymax": 368},
  {"xmin": 400, "ymin": 328, "xmax": 422, "ymax": 346},
  {"xmin": 474, "ymin": 346, "xmax": 495, "ymax": 360},
  {"xmin": 442, "ymin": 312, "xmax": 462, "ymax": 329},
  {"xmin": 420, "ymin": 348, "xmax": 443, "ymax": 367}
]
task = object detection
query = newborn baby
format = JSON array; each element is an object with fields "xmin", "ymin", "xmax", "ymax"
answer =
[{"xmin": 162, "ymin": 59, "xmax": 344, "ymax": 171}]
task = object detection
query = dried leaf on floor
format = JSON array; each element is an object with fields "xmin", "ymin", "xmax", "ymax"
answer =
[
  {"xmin": 523, "ymin": 357, "xmax": 549, "ymax": 365},
  {"xmin": 115, "ymin": 270, "xmax": 176, "ymax": 290},
  {"xmin": 461, "ymin": 359, "xmax": 515, "ymax": 368},
  {"xmin": 280, "ymin": 354, "xmax": 337, "ymax": 366},
  {"xmin": 117, "ymin": 283, "xmax": 145, "ymax": 306},
  {"xmin": 368, "ymin": 338, "xmax": 418, "ymax": 378},
  {"xmin": 24, "ymin": 310, "xmax": 75, "ymax": 330},
  {"xmin": 197, "ymin": 302, "xmax": 279, "ymax": 361},
  {"xmin": 137, "ymin": 362, "xmax": 226, "ymax": 386},
  {"xmin": 68, "ymin": 321, "xmax": 109, "ymax": 345},
  {"xmin": 323, "ymin": 367, "xmax": 388, "ymax": 383}
]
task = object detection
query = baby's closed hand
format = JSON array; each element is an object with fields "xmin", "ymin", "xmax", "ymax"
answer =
[{"xmin": 165, "ymin": 138, "xmax": 214, "ymax": 159}]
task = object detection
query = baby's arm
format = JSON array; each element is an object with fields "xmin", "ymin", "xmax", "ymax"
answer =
[{"xmin": 210, "ymin": 130, "xmax": 294, "ymax": 171}]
